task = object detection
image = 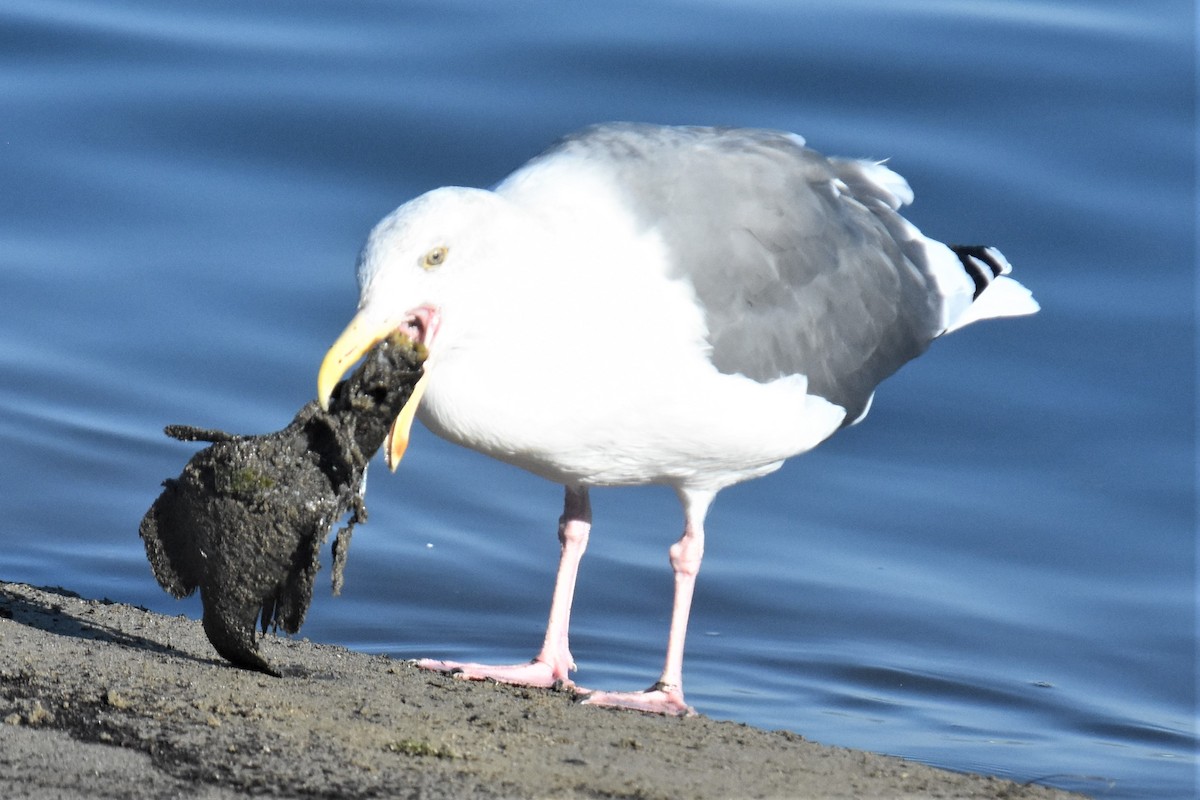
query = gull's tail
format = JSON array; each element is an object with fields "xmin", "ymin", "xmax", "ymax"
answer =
[{"xmin": 941, "ymin": 244, "xmax": 1039, "ymax": 335}]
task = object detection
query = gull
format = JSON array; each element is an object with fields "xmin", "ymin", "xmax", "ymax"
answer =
[{"xmin": 317, "ymin": 123, "xmax": 1038, "ymax": 715}]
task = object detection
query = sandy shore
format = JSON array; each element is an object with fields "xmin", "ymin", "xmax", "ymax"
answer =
[{"xmin": 0, "ymin": 581, "xmax": 1083, "ymax": 799}]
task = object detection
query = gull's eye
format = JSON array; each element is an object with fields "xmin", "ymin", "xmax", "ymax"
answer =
[{"xmin": 421, "ymin": 246, "xmax": 448, "ymax": 270}]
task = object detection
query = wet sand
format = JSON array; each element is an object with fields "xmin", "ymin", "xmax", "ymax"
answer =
[{"xmin": 0, "ymin": 581, "xmax": 1083, "ymax": 799}]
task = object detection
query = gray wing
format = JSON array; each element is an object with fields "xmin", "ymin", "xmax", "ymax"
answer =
[{"xmin": 536, "ymin": 123, "xmax": 946, "ymax": 423}]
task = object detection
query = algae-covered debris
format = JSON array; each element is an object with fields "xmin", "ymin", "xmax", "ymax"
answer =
[{"xmin": 139, "ymin": 333, "xmax": 425, "ymax": 675}]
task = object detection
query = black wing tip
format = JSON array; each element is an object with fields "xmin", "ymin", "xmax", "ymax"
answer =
[{"xmin": 950, "ymin": 244, "xmax": 1008, "ymax": 299}]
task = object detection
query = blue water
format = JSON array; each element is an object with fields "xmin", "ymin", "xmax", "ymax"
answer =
[{"xmin": 1, "ymin": 1, "xmax": 1194, "ymax": 796}]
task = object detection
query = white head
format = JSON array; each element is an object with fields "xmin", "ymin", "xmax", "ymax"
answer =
[{"xmin": 317, "ymin": 186, "xmax": 547, "ymax": 468}]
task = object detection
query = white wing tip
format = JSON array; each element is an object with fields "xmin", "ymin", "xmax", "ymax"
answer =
[{"xmin": 979, "ymin": 245, "xmax": 1013, "ymax": 275}]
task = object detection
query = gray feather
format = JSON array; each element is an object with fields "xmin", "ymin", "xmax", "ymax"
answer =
[{"xmin": 530, "ymin": 123, "xmax": 947, "ymax": 423}]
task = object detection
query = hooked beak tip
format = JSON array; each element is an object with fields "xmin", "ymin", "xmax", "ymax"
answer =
[{"xmin": 317, "ymin": 311, "xmax": 393, "ymax": 409}]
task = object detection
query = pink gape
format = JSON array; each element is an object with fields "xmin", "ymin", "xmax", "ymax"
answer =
[
  {"xmin": 316, "ymin": 124, "xmax": 1038, "ymax": 718},
  {"xmin": 418, "ymin": 487, "xmax": 711, "ymax": 716}
]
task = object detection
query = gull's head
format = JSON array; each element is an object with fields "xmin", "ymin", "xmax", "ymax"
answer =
[{"xmin": 317, "ymin": 186, "xmax": 538, "ymax": 469}]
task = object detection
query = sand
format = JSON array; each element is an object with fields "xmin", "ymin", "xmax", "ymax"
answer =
[{"xmin": 0, "ymin": 581, "xmax": 1084, "ymax": 799}]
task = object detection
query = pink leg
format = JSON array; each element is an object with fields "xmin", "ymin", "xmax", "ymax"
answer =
[
  {"xmin": 417, "ymin": 486, "xmax": 590, "ymax": 689},
  {"xmin": 581, "ymin": 488, "xmax": 714, "ymax": 716}
]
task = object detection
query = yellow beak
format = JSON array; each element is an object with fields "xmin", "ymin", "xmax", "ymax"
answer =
[
  {"xmin": 382, "ymin": 372, "xmax": 427, "ymax": 470},
  {"xmin": 317, "ymin": 310, "xmax": 428, "ymax": 471}
]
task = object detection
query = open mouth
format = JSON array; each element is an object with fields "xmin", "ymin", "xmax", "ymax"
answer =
[
  {"xmin": 399, "ymin": 304, "xmax": 441, "ymax": 349},
  {"xmin": 318, "ymin": 304, "xmax": 441, "ymax": 408},
  {"xmin": 316, "ymin": 302, "xmax": 443, "ymax": 473},
  {"xmin": 378, "ymin": 305, "xmax": 440, "ymax": 471}
]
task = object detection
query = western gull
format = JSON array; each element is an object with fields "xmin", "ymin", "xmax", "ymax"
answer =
[{"xmin": 317, "ymin": 123, "xmax": 1039, "ymax": 716}]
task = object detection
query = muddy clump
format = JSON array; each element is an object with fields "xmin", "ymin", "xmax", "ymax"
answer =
[{"xmin": 139, "ymin": 333, "xmax": 424, "ymax": 675}]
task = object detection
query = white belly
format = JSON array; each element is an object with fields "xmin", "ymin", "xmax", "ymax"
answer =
[{"xmin": 418, "ymin": 346, "xmax": 845, "ymax": 492}]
